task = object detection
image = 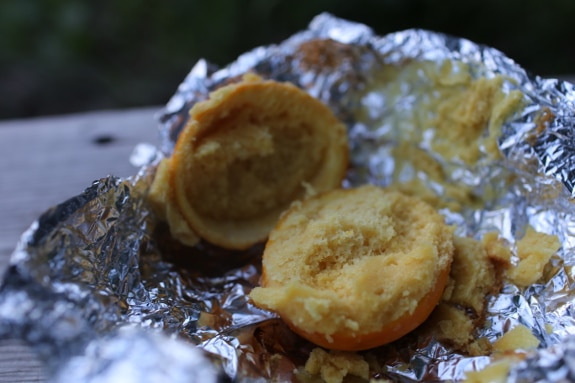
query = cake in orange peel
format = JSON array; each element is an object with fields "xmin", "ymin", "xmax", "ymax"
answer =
[
  {"xmin": 150, "ymin": 74, "xmax": 349, "ymax": 250},
  {"xmin": 249, "ymin": 185, "xmax": 454, "ymax": 351}
]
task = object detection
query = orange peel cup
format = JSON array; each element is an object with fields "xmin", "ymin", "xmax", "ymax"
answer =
[
  {"xmin": 249, "ymin": 185, "xmax": 454, "ymax": 351},
  {"xmin": 162, "ymin": 74, "xmax": 348, "ymax": 250}
]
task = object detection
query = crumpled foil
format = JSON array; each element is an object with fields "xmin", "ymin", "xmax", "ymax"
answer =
[{"xmin": 2, "ymin": 12, "xmax": 575, "ymax": 383}]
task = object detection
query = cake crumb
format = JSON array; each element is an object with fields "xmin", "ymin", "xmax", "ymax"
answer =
[
  {"xmin": 446, "ymin": 236, "xmax": 501, "ymax": 313},
  {"xmin": 493, "ymin": 324, "xmax": 540, "ymax": 352},
  {"xmin": 507, "ymin": 226, "xmax": 561, "ymax": 286},
  {"xmin": 463, "ymin": 359, "xmax": 512, "ymax": 383},
  {"xmin": 467, "ymin": 337, "xmax": 493, "ymax": 357},
  {"xmin": 420, "ymin": 233, "xmax": 506, "ymax": 355},
  {"xmin": 482, "ymin": 231, "xmax": 512, "ymax": 266},
  {"xmin": 426, "ymin": 302, "xmax": 475, "ymax": 352},
  {"xmin": 304, "ymin": 348, "xmax": 369, "ymax": 383}
]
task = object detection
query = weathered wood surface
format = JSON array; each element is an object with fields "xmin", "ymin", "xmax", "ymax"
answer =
[{"xmin": 0, "ymin": 106, "xmax": 162, "ymax": 382}]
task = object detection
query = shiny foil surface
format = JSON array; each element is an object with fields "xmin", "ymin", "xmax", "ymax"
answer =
[{"xmin": 2, "ymin": 12, "xmax": 575, "ymax": 382}]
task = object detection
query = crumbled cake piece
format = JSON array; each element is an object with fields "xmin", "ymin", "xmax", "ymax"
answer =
[
  {"xmin": 445, "ymin": 236, "xmax": 501, "ymax": 313},
  {"xmin": 463, "ymin": 359, "xmax": 512, "ymax": 383},
  {"xmin": 493, "ymin": 324, "xmax": 540, "ymax": 352},
  {"xmin": 482, "ymin": 231, "xmax": 512, "ymax": 265},
  {"xmin": 304, "ymin": 348, "xmax": 369, "ymax": 383},
  {"xmin": 426, "ymin": 303, "xmax": 476, "ymax": 351},
  {"xmin": 462, "ymin": 325, "xmax": 540, "ymax": 383},
  {"xmin": 421, "ymin": 233, "xmax": 509, "ymax": 355},
  {"xmin": 506, "ymin": 226, "xmax": 561, "ymax": 286}
]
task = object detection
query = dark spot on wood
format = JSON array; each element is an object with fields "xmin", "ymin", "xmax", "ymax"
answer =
[{"xmin": 93, "ymin": 134, "xmax": 115, "ymax": 145}]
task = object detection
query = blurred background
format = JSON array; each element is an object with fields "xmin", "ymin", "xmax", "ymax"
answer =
[{"xmin": 1, "ymin": 0, "xmax": 574, "ymax": 120}]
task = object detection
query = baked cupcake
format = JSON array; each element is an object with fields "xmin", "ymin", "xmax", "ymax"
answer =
[
  {"xmin": 249, "ymin": 185, "xmax": 454, "ymax": 351},
  {"xmin": 150, "ymin": 74, "xmax": 349, "ymax": 249}
]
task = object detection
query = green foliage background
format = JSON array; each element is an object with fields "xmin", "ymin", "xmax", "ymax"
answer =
[{"xmin": 1, "ymin": 0, "xmax": 574, "ymax": 119}]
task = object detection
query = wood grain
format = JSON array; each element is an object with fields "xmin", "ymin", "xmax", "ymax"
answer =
[{"xmin": 0, "ymin": 106, "xmax": 162, "ymax": 382}]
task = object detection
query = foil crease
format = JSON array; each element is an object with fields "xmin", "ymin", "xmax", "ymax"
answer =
[{"xmin": 2, "ymin": 12, "xmax": 575, "ymax": 383}]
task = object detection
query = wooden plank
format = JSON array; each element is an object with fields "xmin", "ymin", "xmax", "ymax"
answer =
[
  {"xmin": 0, "ymin": 340, "xmax": 47, "ymax": 383},
  {"xmin": 0, "ymin": 106, "xmax": 162, "ymax": 382}
]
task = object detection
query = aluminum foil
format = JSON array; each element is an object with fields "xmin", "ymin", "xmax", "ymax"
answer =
[{"xmin": 2, "ymin": 12, "xmax": 575, "ymax": 383}]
